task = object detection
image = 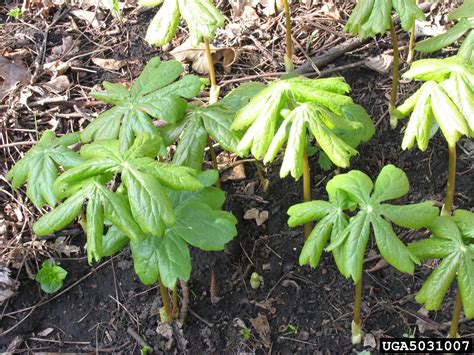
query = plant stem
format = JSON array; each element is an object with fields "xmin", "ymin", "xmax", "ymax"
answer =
[
  {"xmin": 449, "ymin": 288, "xmax": 462, "ymax": 338},
  {"xmin": 204, "ymin": 38, "xmax": 219, "ymax": 104},
  {"xmin": 442, "ymin": 144, "xmax": 456, "ymax": 216},
  {"xmin": 157, "ymin": 275, "xmax": 172, "ymax": 323},
  {"xmin": 282, "ymin": 0, "xmax": 294, "ymax": 72},
  {"xmin": 407, "ymin": 0, "xmax": 418, "ymax": 64},
  {"xmin": 303, "ymin": 149, "xmax": 312, "ymax": 239},
  {"xmin": 389, "ymin": 18, "xmax": 400, "ymax": 128},
  {"xmin": 172, "ymin": 282, "xmax": 178, "ymax": 317},
  {"xmin": 208, "ymin": 138, "xmax": 221, "ymax": 188},
  {"xmin": 354, "ymin": 278, "xmax": 363, "ymax": 327}
]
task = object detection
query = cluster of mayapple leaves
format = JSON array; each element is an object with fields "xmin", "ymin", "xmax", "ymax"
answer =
[
  {"xmin": 416, "ymin": 1, "xmax": 474, "ymax": 64},
  {"xmin": 141, "ymin": 0, "xmax": 224, "ymax": 46},
  {"xmin": 159, "ymin": 82, "xmax": 265, "ymax": 171},
  {"xmin": 393, "ymin": 56, "xmax": 474, "ymax": 147},
  {"xmin": 344, "ymin": 0, "xmax": 425, "ymax": 39},
  {"xmin": 8, "ymin": 132, "xmax": 237, "ymax": 289},
  {"xmin": 288, "ymin": 165, "xmax": 439, "ymax": 284},
  {"xmin": 231, "ymin": 76, "xmax": 375, "ymax": 179},
  {"xmin": 82, "ymin": 57, "xmax": 204, "ymax": 153},
  {"xmin": 409, "ymin": 209, "xmax": 474, "ymax": 318}
]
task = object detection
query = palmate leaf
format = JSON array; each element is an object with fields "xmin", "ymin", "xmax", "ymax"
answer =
[
  {"xmin": 409, "ymin": 211, "xmax": 474, "ymax": 318},
  {"xmin": 54, "ymin": 134, "xmax": 203, "ymax": 237},
  {"xmin": 394, "ymin": 57, "xmax": 474, "ymax": 149},
  {"xmin": 33, "ymin": 178, "xmax": 143, "ymax": 264},
  {"xmin": 288, "ymin": 190, "xmax": 353, "ymax": 274},
  {"xmin": 160, "ymin": 83, "xmax": 263, "ymax": 171},
  {"xmin": 144, "ymin": 0, "xmax": 224, "ymax": 47},
  {"xmin": 82, "ymin": 58, "xmax": 203, "ymax": 152},
  {"xmin": 323, "ymin": 165, "xmax": 439, "ymax": 283},
  {"xmin": 345, "ymin": 0, "xmax": 425, "ymax": 39},
  {"xmin": 6, "ymin": 130, "xmax": 83, "ymax": 208},
  {"xmin": 130, "ymin": 171, "xmax": 237, "ymax": 289},
  {"xmin": 232, "ymin": 76, "xmax": 374, "ymax": 179}
]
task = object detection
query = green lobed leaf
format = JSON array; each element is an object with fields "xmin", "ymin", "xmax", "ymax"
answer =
[
  {"xmin": 145, "ymin": 0, "xmax": 180, "ymax": 46},
  {"xmin": 448, "ymin": 0, "xmax": 474, "ymax": 21},
  {"xmin": 453, "ymin": 209, "xmax": 474, "ymax": 240},
  {"xmin": 371, "ymin": 164, "xmax": 409, "ymax": 202},
  {"xmin": 345, "ymin": 0, "xmax": 375, "ymax": 36},
  {"xmin": 131, "ymin": 58, "xmax": 183, "ymax": 97},
  {"xmin": 168, "ymin": 201, "xmax": 237, "ymax": 251},
  {"xmin": 326, "ymin": 170, "xmax": 373, "ymax": 205},
  {"xmin": 86, "ymin": 197, "xmax": 104, "ymax": 264},
  {"xmin": 122, "ymin": 168, "xmax": 175, "ymax": 237},
  {"xmin": 101, "ymin": 226, "xmax": 130, "ymax": 257},
  {"xmin": 299, "ymin": 218, "xmax": 332, "ymax": 268},
  {"xmin": 81, "ymin": 106, "xmax": 125, "ymax": 143},
  {"xmin": 415, "ymin": 19, "xmax": 472, "ymax": 53},
  {"xmin": 392, "ymin": 0, "xmax": 425, "ymax": 32},
  {"xmin": 287, "ymin": 200, "xmax": 333, "ymax": 227},
  {"xmin": 342, "ymin": 212, "xmax": 371, "ymax": 283},
  {"xmin": 359, "ymin": 0, "xmax": 392, "ymax": 38},
  {"xmin": 130, "ymin": 233, "xmax": 191, "ymax": 288},
  {"xmin": 220, "ymin": 82, "xmax": 266, "ymax": 112},
  {"xmin": 371, "ymin": 216, "xmax": 417, "ymax": 275},
  {"xmin": 458, "ymin": 254, "xmax": 474, "ymax": 318},
  {"xmin": 380, "ymin": 202, "xmax": 439, "ymax": 229},
  {"xmin": 36, "ymin": 260, "xmax": 67, "ymax": 293},
  {"xmin": 140, "ymin": 160, "xmax": 203, "ymax": 191},
  {"xmin": 408, "ymin": 237, "xmax": 452, "ymax": 260},
  {"xmin": 177, "ymin": 0, "xmax": 225, "ymax": 46}
]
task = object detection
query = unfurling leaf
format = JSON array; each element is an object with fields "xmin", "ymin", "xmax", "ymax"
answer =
[{"xmin": 36, "ymin": 260, "xmax": 67, "ymax": 293}]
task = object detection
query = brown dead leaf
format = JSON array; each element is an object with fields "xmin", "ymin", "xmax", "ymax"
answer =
[
  {"xmin": 71, "ymin": 9, "xmax": 102, "ymax": 28},
  {"xmin": 0, "ymin": 266, "xmax": 19, "ymax": 304},
  {"xmin": 252, "ymin": 299, "xmax": 277, "ymax": 314},
  {"xmin": 47, "ymin": 36, "xmax": 79, "ymax": 62},
  {"xmin": 3, "ymin": 49, "xmax": 29, "ymax": 60},
  {"xmin": 363, "ymin": 333, "xmax": 377, "ymax": 348},
  {"xmin": 43, "ymin": 75, "xmax": 70, "ymax": 93},
  {"xmin": 318, "ymin": 3, "xmax": 341, "ymax": 20},
  {"xmin": 0, "ymin": 57, "xmax": 31, "ymax": 100},
  {"xmin": 365, "ymin": 54, "xmax": 393, "ymax": 74},
  {"xmin": 244, "ymin": 208, "xmax": 269, "ymax": 226},
  {"xmin": 221, "ymin": 164, "xmax": 246, "ymax": 182},
  {"xmin": 50, "ymin": 237, "xmax": 80, "ymax": 257},
  {"xmin": 92, "ymin": 57, "xmax": 127, "ymax": 70},
  {"xmin": 250, "ymin": 313, "xmax": 271, "ymax": 348},
  {"xmin": 170, "ymin": 39, "xmax": 237, "ymax": 74}
]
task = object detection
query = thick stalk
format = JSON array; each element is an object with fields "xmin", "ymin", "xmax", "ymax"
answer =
[
  {"xmin": 354, "ymin": 278, "xmax": 362, "ymax": 326},
  {"xmin": 303, "ymin": 149, "xmax": 311, "ymax": 239},
  {"xmin": 157, "ymin": 275, "xmax": 172, "ymax": 323},
  {"xmin": 449, "ymin": 288, "xmax": 462, "ymax": 338},
  {"xmin": 282, "ymin": 0, "xmax": 294, "ymax": 72},
  {"xmin": 172, "ymin": 282, "xmax": 178, "ymax": 317},
  {"xmin": 203, "ymin": 38, "xmax": 219, "ymax": 104},
  {"xmin": 407, "ymin": 0, "xmax": 418, "ymax": 64},
  {"xmin": 255, "ymin": 161, "xmax": 269, "ymax": 192},
  {"xmin": 389, "ymin": 19, "xmax": 400, "ymax": 128},
  {"xmin": 442, "ymin": 144, "xmax": 456, "ymax": 216}
]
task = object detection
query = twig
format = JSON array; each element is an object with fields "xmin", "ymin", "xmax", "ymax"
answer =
[
  {"xmin": 279, "ymin": 336, "xmax": 318, "ymax": 346},
  {"xmin": 188, "ymin": 307, "xmax": 213, "ymax": 328},
  {"xmin": 127, "ymin": 327, "xmax": 150, "ymax": 349},
  {"xmin": 179, "ymin": 280, "xmax": 189, "ymax": 324}
]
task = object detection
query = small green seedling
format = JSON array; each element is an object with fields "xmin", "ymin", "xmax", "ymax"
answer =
[
  {"xmin": 83, "ymin": 58, "xmax": 203, "ymax": 152},
  {"xmin": 416, "ymin": 1, "xmax": 474, "ymax": 64},
  {"xmin": 241, "ymin": 328, "xmax": 251, "ymax": 341},
  {"xmin": 345, "ymin": 0, "xmax": 425, "ymax": 112},
  {"xmin": 250, "ymin": 272, "xmax": 262, "ymax": 289},
  {"xmin": 288, "ymin": 165, "xmax": 439, "ymax": 344},
  {"xmin": 283, "ymin": 324, "xmax": 298, "ymax": 336},
  {"xmin": 7, "ymin": 7, "xmax": 22, "ymax": 19},
  {"xmin": 409, "ymin": 210, "xmax": 474, "ymax": 338},
  {"xmin": 36, "ymin": 260, "xmax": 67, "ymax": 293},
  {"xmin": 393, "ymin": 56, "xmax": 473, "ymax": 214}
]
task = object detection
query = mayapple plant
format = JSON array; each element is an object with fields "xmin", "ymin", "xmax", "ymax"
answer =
[
  {"xmin": 393, "ymin": 56, "xmax": 474, "ymax": 214},
  {"xmin": 287, "ymin": 165, "xmax": 439, "ymax": 344},
  {"xmin": 81, "ymin": 57, "xmax": 203, "ymax": 152},
  {"xmin": 345, "ymin": 0, "xmax": 426, "ymax": 112},
  {"xmin": 416, "ymin": 1, "xmax": 474, "ymax": 65},
  {"xmin": 409, "ymin": 210, "xmax": 474, "ymax": 338},
  {"xmin": 232, "ymin": 75, "xmax": 375, "ymax": 237}
]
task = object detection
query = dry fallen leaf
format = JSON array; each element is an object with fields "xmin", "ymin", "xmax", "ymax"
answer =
[
  {"xmin": 244, "ymin": 208, "xmax": 269, "ymax": 226},
  {"xmin": 92, "ymin": 57, "xmax": 127, "ymax": 70},
  {"xmin": 43, "ymin": 75, "xmax": 70, "ymax": 93},
  {"xmin": 363, "ymin": 332, "xmax": 377, "ymax": 348},
  {"xmin": 217, "ymin": 152, "xmax": 246, "ymax": 181},
  {"xmin": 37, "ymin": 327, "xmax": 54, "ymax": 337},
  {"xmin": 71, "ymin": 9, "xmax": 102, "ymax": 28},
  {"xmin": 250, "ymin": 313, "xmax": 272, "ymax": 348},
  {"xmin": 0, "ymin": 266, "xmax": 19, "ymax": 304},
  {"xmin": 170, "ymin": 39, "xmax": 238, "ymax": 74},
  {"xmin": 46, "ymin": 36, "xmax": 79, "ymax": 62},
  {"xmin": 0, "ymin": 57, "xmax": 31, "ymax": 100},
  {"xmin": 365, "ymin": 54, "xmax": 393, "ymax": 74}
]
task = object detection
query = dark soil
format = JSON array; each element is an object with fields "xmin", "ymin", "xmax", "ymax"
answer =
[{"xmin": 1, "ymin": 1, "xmax": 473, "ymax": 354}]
